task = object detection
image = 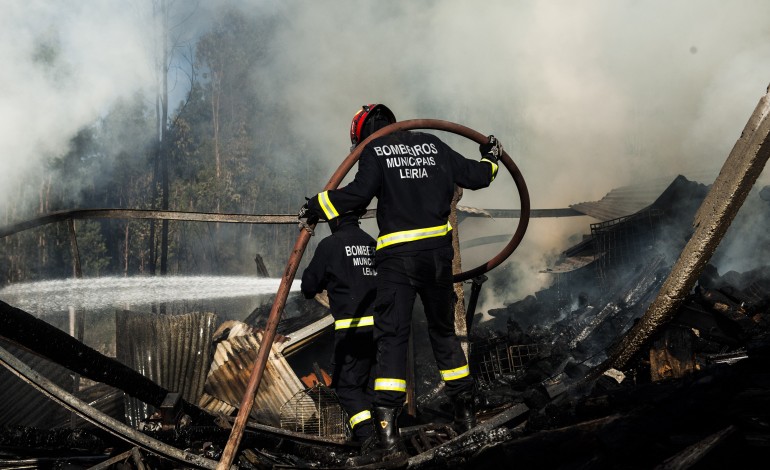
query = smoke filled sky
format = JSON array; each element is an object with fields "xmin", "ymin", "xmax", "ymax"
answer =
[{"xmin": 2, "ymin": 1, "xmax": 770, "ymax": 299}]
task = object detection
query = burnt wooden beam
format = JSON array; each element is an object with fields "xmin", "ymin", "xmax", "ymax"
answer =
[
  {"xmin": 407, "ymin": 403, "xmax": 530, "ymax": 468},
  {"xmin": 600, "ymin": 85, "xmax": 770, "ymax": 373},
  {"xmin": 649, "ymin": 327, "xmax": 697, "ymax": 382},
  {"xmin": 455, "ymin": 414, "xmax": 622, "ymax": 470},
  {"xmin": 654, "ymin": 425, "xmax": 737, "ymax": 470}
]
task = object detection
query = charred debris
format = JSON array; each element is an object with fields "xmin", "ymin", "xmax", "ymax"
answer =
[{"xmin": 1, "ymin": 175, "xmax": 770, "ymax": 469}]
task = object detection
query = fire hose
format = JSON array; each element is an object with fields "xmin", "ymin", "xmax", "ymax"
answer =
[{"xmin": 216, "ymin": 119, "xmax": 530, "ymax": 469}]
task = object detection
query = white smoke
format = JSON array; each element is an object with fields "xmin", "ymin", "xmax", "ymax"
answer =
[
  {"xmin": 0, "ymin": 1, "xmax": 158, "ymax": 215},
  {"xmin": 259, "ymin": 0, "xmax": 770, "ymax": 302},
  {"xmin": 3, "ymin": 0, "xmax": 770, "ymax": 303}
]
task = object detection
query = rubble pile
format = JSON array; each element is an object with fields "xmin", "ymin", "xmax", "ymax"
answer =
[
  {"xmin": 2, "ymin": 176, "xmax": 770, "ymax": 468},
  {"xmin": 409, "ymin": 259, "xmax": 767, "ymax": 468}
]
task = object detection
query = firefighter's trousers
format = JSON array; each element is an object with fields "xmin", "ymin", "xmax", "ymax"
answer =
[
  {"xmin": 372, "ymin": 245, "xmax": 474, "ymax": 408},
  {"xmin": 331, "ymin": 329, "xmax": 375, "ymax": 440}
]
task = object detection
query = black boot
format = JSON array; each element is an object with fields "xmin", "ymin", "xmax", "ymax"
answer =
[
  {"xmin": 452, "ymin": 390, "xmax": 477, "ymax": 434},
  {"xmin": 345, "ymin": 406, "xmax": 407, "ymax": 468},
  {"xmin": 352, "ymin": 419, "xmax": 374, "ymax": 443}
]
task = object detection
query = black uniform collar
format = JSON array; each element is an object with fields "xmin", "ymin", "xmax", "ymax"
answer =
[{"xmin": 329, "ymin": 213, "xmax": 361, "ymax": 233}]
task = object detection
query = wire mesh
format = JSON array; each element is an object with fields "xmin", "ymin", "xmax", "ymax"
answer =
[
  {"xmin": 469, "ymin": 336, "xmax": 543, "ymax": 385},
  {"xmin": 591, "ymin": 208, "xmax": 663, "ymax": 280},
  {"xmin": 279, "ymin": 384, "xmax": 348, "ymax": 439}
]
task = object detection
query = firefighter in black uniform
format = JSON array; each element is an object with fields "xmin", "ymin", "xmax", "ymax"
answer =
[
  {"xmin": 299, "ymin": 103, "xmax": 502, "ymax": 465},
  {"xmin": 300, "ymin": 209, "xmax": 378, "ymax": 443}
]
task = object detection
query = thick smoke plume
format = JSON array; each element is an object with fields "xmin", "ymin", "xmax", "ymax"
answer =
[
  {"xmin": 1, "ymin": 1, "xmax": 155, "ymax": 214},
  {"xmin": 3, "ymin": 1, "xmax": 770, "ymax": 306}
]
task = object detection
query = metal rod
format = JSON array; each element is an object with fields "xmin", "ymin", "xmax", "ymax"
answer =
[{"xmin": 465, "ymin": 274, "xmax": 488, "ymax": 335}]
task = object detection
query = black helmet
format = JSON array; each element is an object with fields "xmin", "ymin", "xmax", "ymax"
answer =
[{"xmin": 349, "ymin": 103, "xmax": 396, "ymax": 147}]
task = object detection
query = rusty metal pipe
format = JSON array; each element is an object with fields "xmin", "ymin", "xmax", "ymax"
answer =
[{"xmin": 216, "ymin": 119, "xmax": 529, "ymax": 469}]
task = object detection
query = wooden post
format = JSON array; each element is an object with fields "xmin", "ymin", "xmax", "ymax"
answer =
[
  {"xmin": 66, "ymin": 218, "xmax": 83, "ymax": 426},
  {"xmin": 67, "ymin": 219, "xmax": 82, "ymax": 279},
  {"xmin": 450, "ymin": 186, "xmax": 469, "ymax": 357}
]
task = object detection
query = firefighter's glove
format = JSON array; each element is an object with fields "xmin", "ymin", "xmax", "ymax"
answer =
[
  {"xmin": 479, "ymin": 135, "xmax": 503, "ymax": 163},
  {"xmin": 298, "ymin": 199, "xmax": 320, "ymax": 234}
]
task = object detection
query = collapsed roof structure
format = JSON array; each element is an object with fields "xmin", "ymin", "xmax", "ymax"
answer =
[
  {"xmin": 2, "ymin": 167, "xmax": 769, "ymax": 469},
  {"xmin": 0, "ymin": 167, "xmax": 770, "ymax": 468},
  {"xmin": 1, "ymin": 90, "xmax": 770, "ymax": 469}
]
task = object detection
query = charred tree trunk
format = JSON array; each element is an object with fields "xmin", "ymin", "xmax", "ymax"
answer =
[{"xmin": 158, "ymin": 0, "xmax": 170, "ymax": 279}]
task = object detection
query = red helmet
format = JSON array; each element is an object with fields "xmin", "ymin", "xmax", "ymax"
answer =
[{"xmin": 349, "ymin": 103, "xmax": 396, "ymax": 147}]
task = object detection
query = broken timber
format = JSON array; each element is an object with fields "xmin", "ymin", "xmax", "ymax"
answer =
[
  {"xmin": 597, "ymin": 84, "xmax": 770, "ymax": 375},
  {"xmin": 407, "ymin": 403, "xmax": 529, "ymax": 468}
]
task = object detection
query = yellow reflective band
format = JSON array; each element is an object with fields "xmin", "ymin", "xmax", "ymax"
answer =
[
  {"xmin": 376, "ymin": 222, "xmax": 452, "ymax": 250},
  {"xmin": 318, "ymin": 191, "xmax": 339, "ymax": 220},
  {"xmin": 374, "ymin": 378, "xmax": 407, "ymax": 392},
  {"xmin": 334, "ymin": 316, "xmax": 374, "ymax": 330},
  {"xmin": 349, "ymin": 410, "xmax": 372, "ymax": 428},
  {"xmin": 481, "ymin": 158, "xmax": 499, "ymax": 181},
  {"xmin": 440, "ymin": 364, "xmax": 470, "ymax": 381}
]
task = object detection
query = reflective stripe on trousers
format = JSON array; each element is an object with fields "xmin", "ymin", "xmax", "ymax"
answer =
[
  {"xmin": 440, "ymin": 364, "xmax": 470, "ymax": 381},
  {"xmin": 349, "ymin": 409, "xmax": 371, "ymax": 428},
  {"xmin": 335, "ymin": 316, "xmax": 374, "ymax": 330},
  {"xmin": 374, "ymin": 378, "xmax": 407, "ymax": 392}
]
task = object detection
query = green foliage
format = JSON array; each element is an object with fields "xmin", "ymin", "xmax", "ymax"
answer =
[
  {"xmin": 75, "ymin": 221, "xmax": 109, "ymax": 277},
  {"xmin": 1, "ymin": 8, "xmax": 327, "ymax": 286}
]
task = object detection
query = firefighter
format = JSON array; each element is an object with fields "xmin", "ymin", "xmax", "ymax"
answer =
[
  {"xmin": 299, "ymin": 103, "xmax": 502, "ymax": 465},
  {"xmin": 300, "ymin": 209, "xmax": 378, "ymax": 443}
]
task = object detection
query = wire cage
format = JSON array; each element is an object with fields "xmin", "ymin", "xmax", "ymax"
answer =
[
  {"xmin": 591, "ymin": 208, "xmax": 663, "ymax": 280},
  {"xmin": 279, "ymin": 384, "xmax": 348, "ymax": 439},
  {"xmin": 469, "ymin": 336, "xmax": 544, "ymax": 385}
]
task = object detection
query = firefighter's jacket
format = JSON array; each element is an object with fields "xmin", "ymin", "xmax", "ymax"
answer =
[
  {"xmin": 309, "ymin": 130, "xmax": 498, "ymax": 253},
  {"xmin": 300, "ymin": 216, "xmax": 377, "ymax": 330}
]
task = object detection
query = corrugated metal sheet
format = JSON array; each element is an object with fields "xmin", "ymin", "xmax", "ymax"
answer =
[
  {"xmin": 115, "ymin": 310, "xmax": 217, "ymax": 428},
  {"xmin": 569, "ymin": 173, "xmax": 716, "ymax": 222},
  {"xmin": 570, "ymin": 180, "xmax": 669, "ymax": 221},
  {"xmin": 279, "ymin": 314, "xmax": 334, "ymax": 356},
  {"xmin": 543, "ymin": 255, "xmax": 598, "ymax": 274},
  {"xmin": 551, "ymin": 175, "xmax": 711, "ymax": 275},
  {"xmin": 199, "ymin": 321, "xmax": 305, "ymax": 427},
  {"xmin": 0, "ymin": 340, "xmax": 124, "ymax": 428},
  {"xmin": 0, "ymin": 342, "xmax": 72, "ymax": 428}
]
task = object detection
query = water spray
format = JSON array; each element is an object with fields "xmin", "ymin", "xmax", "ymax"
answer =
[{"xmin": 0, "ymin": 276, "xmax": 298, "ymax": 313}]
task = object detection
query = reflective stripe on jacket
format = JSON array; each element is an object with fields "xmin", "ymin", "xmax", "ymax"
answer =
[{"xmin": 308, "ymin": 130, "xmax": 495, "ymax": 253}]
